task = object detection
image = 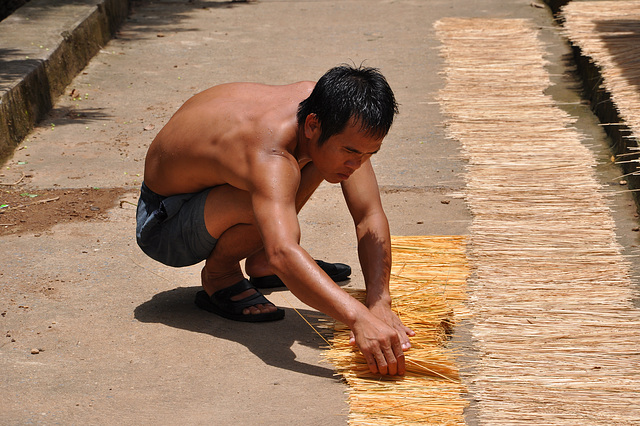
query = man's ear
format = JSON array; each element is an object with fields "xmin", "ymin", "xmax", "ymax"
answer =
[{"xmin": 304, "ymin": 114, "xmax": 321, "ymax": 140}]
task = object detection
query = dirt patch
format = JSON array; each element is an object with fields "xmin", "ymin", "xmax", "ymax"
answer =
[{"xmin": 0, "ymin": 187, "xmax": 128, "ymax": 236}]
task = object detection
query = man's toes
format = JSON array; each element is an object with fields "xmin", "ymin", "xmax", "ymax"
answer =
[
  {"xmin": 242, "ymin": 304, "xmax": 276, "ymax": 315},
  {"xmin": 243, "ymin": 305, "xmax": 260, "ymax": 315},
  {"xmin": 255, "ymin": 303, "xmax": 276, "ymax": 314}
]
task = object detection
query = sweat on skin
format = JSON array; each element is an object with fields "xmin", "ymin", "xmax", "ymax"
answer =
[{"xmin": 137, "ymin": 65, "xmax": 415, "ymax": 375}]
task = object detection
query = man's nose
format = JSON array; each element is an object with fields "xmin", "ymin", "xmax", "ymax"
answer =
[{"xmin": 345, "ymin": 157, "xmax": 363, "ymax": 169}]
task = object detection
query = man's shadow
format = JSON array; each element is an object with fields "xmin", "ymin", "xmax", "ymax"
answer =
[{"xmin": 134, "ymin": 286, "xmax": 344, "ymax": 379}]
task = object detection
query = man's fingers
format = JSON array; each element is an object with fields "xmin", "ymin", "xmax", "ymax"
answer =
[
  {"xmin": 381, "ymin": 346, "xmax": 398, "ymax": 376},
  {"xmin": 371, "ymin": 340, "xmax": 403, "ymax": 376},
  {"xmin": 354, "ymin": 315, "xmax": 412, "ymax": 376},
  {"xmin": 365, "ymin": 348, "xmax": 405, "ymax": 376},
  {"xmin": 400, "ymin": 328, "xmax": 413, "ymax": 351},
  {"xmin": 393, "ymin": 343, "xmax": 406, "ymax": 376},
  {"xmin": 364, "ymin": 353, "xmax": 378, "ymax": 374},
  {"xmin": 393, "ymin": 329, "xmax": 408, "ymax": 375},
  {"xmin": 374, "ymin": 350, "xmax": 389, "ymax": 376},
  {"xmin": 383, "ymin": 339, "xmax": 407, "ymax": 376}
]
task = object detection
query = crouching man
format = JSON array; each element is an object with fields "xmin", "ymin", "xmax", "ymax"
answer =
[{"xmin": 136, "ymin": 64, "xmax": 414, "ymax": 375}]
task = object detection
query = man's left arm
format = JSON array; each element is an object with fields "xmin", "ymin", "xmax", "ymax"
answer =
[{"xmin": 341, "ymin": 160, "xmax": 415, "ymax": 350}]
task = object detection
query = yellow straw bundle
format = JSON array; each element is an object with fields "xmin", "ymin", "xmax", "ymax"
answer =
[{"xmin": 324, "ymin": 235, "xmax": 469, "ymax": 426}]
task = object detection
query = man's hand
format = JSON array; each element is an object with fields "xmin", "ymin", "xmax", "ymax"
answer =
[
  {"xmin": 350, "ymin": 314, "xmax": 405, "ymax": 375},
  {"xmin": 368, "ymin": 302, "xmax": 415, "ymax": 350},
  {"xmin": 349, "ymin": 304, "xmax": 415, "ymax": 375}
]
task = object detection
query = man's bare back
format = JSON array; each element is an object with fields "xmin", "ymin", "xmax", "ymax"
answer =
[{"xmin": 143, "ymin": 82, "xmax": 314, "ymax": 197}]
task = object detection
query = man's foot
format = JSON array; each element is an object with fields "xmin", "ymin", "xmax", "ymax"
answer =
[
  {"xmin": 195, "ymin": 279, "xmax": 285, "ymax": 322},
  {"xmin": 249, "ymin": 260, "xmax": 351, "ymax": 289},
  {"xmin": 201, "ymin": 266, "xmax": 278, "ymax": 316}
]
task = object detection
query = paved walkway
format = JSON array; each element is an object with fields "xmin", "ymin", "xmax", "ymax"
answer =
[{"xmin": 1, "ymin": 0, "xmax": 638, "ymax": 424}]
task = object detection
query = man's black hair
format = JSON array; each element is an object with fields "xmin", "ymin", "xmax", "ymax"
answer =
[{"xmin": 297, "ymin": 64, "xmax": 399, "ymax": 145}]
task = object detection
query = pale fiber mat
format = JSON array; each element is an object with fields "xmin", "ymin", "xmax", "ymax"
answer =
[
  {"xmin": 562, "ymin": 1, "xmax": 640, "ymax": 149},
  {"xmin": 436, "ymin": 17, "xmax": 640, "ymax": 425},
  {"xmin": 324, "ymin": 236, "xmax": 469, "ymax": 425}
]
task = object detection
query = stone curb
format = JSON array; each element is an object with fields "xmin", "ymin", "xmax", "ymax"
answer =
[{"xmin": 0, "ymin": 0, "xmax": 129, "ymax": 160}]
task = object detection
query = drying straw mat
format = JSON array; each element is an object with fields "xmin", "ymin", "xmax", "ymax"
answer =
[
  {"xmin": 323, "ymin": 235, "xmax": 470, "ymax": 425},
  {"xmin": 436, "ymin": 18, "xmax": 640, "ymax": 424},
  {"xmin": 562, "ymin": 1, "xmax": 640, "ymax": 149}
]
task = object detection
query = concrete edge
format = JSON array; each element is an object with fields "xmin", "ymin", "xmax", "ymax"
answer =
[{"xmin": 0, "ymin": 0, "xmax": 130, "ymax": 161}]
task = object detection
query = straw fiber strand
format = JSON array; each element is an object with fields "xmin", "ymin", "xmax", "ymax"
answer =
[
  {"xmin": 324, "ymin": 236, "xmax": 469, "ymax": 425},
  {"xmin": 436, "ymin": 18, "xmax": 640, "ymax": 424}
]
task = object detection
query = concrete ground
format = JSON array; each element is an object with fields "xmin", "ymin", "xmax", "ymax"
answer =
[{"xmin": 1, "ymin": 0, "xmax": 638, "ymax": 424}]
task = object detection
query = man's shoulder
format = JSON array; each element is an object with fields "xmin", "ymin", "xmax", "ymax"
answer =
[{"xmin": 184, "ymin": 81, "xmax": 313, "ymax": 113}]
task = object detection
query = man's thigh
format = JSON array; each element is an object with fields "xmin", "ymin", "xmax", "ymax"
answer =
[
  {"xmin": 203, "ymin": 165, "xmax": 324, "ymax": 239},
  {"xmin": 203, "ymin": 184, "xmax": 256, "ymax": 239}
]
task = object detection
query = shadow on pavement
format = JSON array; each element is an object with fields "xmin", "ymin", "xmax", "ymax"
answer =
[
  {"xmin": 134, "ymin": 285, "xmax": 341, "ymax": 379},
  {"xmin": 49, "ymin": 105, "xmax": 113, "ymax": 126},
  {"xmin": 121, "ymin": 0, "xmax": 255, "ymax": 41},
  {"xmin": 0, "ymin": 48, "xmax": 43, "ymax": 85}
]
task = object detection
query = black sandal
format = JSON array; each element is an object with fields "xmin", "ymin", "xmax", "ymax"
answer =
[
  {"xmin": 195, "ymin": 279, "xmax": 285, "ymax": 322},
  {"xmin": 250, "ymin": 260, "xmax": 351, "ymax": 289}
]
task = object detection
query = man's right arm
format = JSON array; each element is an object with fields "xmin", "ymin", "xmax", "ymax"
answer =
[{"xmin": 248, "ymin": 153, "xmax": 406, "ymax": 375}]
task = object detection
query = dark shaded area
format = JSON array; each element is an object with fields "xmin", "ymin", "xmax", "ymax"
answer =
[
  {"xmin": 134, "ymin": 285, "xmax": 340, "ymax": 379},
  {"xmin": 568, "ymin": 19, "xmax": 640, "ymax": 205},
  {"xmin": 542, "ymin": 0, "xmax": 570, "ymax": 19},
  {"xmin": 0, "ymin": 48, "xmax": 42, "ymax": 85},
  {"xmin": 50, "ymin": 105, "xmax": 113, "ymax": 126},
  {"xmin": 119, "ymin": 0, "xmax": 251, "ymax": 41},
  {"xmin": 597, "ymin": 19, "xmax": 640, "ymax": 106},
  {"xmin": 0, "ymin": 0, "xmax": 31, "ymax": 22}
]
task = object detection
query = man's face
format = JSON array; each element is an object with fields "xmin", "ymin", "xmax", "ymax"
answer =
[{"xmin": 310, "ymin": 121, "xmax": 382, "ymax": 184}]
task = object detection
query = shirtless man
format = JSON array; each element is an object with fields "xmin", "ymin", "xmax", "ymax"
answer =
[{"xmin": 136, "ymin": 64, "xmax": 414, "ymax": 376}]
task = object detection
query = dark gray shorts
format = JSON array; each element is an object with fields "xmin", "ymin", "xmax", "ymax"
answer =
[{"xmin": 136, "ymin": 182, "xmax": 218, "ymax": 267}]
